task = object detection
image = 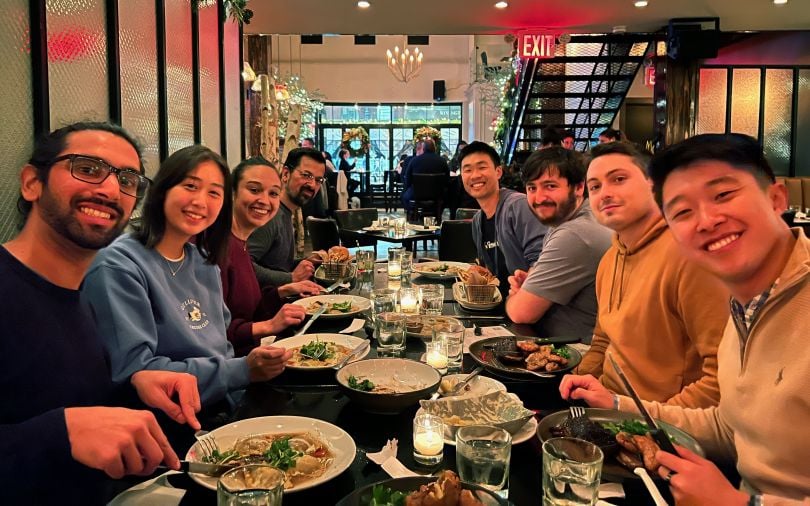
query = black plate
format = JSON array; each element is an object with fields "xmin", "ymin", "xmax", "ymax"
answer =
[
  {"xmin": 335, "ymin": 476, "xmax": 508, "ymax": 506},
  {"xmin": 536, "ymin": 408, "xmax": 705, "ymax": 483},
  {"xmin": 468, "ymin": 337, "xmax": 582, "ymax": 380}
]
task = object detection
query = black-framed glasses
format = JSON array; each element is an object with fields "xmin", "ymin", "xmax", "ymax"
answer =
[
  {"xmin": 53, "ymin": 154, "xmax": 151, "ymax": 198},
  {"xmin": 287, "ymin": 166, "xmax": 326, "ymax": 185}
]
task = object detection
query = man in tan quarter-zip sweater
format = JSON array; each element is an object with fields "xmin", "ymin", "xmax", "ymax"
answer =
[
  {"xmin": 561, "ymin": 134, "xmax": 809, "ymax": 505},
  {"xmin": 576, "ymin": 142, "xmax": 728, "ymax": 408}
]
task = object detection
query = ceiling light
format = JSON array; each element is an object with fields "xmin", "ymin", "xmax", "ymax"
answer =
[
  {"xmin": 385, "ymin": 45, "xmax": 424, "ymax": 83},
  {"xmin": 634, "ymin": 0, "xmax": 648, "ymax": 7},
  {"xmin": 357, "ymin": 1, "xmax": 371, "ymax": 8},
  {"xmin": 773, "ymin": 0, "xmax": 788, "ymax": 4},
  {"xmin": 495, "ymin": 1, "xmax": 508, "ymax": 8}
]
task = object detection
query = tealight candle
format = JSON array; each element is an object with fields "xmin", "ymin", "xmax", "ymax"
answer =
[
  {"xmin": 399, "ymin": 288, "xmax": 418, "ymax": 314},
  {"xmin": 413, "ymin": 413, "xmax": 444, "ymax": 466},
  {"xmin": 387, "ymin": 261, "xmax": 401, "ymax": 278},
  {"xmin": 425, "ymin": 349, "xmax": 448, "ymax": 369}
]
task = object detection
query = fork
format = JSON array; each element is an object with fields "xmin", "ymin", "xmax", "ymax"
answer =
[
  {"xmin": 195, "ymin": 432, "xmax": 219, "ymax": 461},
  {"xmin": 569, "ymin": 405, "xmax": 587, "ymax": 419}
]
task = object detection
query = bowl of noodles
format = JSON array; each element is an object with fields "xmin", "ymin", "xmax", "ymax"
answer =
[{"xmin": 336, "ymin": 358, "xmax": 441, "ymax": 414}]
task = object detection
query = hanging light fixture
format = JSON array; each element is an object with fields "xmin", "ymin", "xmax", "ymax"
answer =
[{"xmin": 385, "ymin": 45, "xmax": 424, "ymax": 83}]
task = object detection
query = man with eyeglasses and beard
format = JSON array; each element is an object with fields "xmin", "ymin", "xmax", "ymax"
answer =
[
  {"xmin": 248, "ymin": 148, "xmax": 327, "ymax": 287},
  {"xmin": 0, "ymin": 122, "xmax": 201, "ymax": 504},
  {"xmin": 506, "ymin": 147, "xmax": 612, "ymax": 342}
]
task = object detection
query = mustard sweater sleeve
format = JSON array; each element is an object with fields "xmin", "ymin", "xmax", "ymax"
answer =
[
  {"xmin": 577, "ymin": 327, "xmax": 606, "ymax": 376},
  {"xmin": 662, "ymin": 261, "xmax": 728, "ymax": 408}
]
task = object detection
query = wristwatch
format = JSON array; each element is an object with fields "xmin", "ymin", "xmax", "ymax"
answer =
[{"xmin": 748, "ymin": 494, "xmax": 763, "ymax": 506}]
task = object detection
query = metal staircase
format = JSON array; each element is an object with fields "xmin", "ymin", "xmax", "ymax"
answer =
[{"xmin": 502, "ymin": 34, "xmax": 654, "ymax": 161}]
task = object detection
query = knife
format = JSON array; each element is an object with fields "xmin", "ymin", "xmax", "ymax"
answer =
[
  {"xmin": 322, "ymin": 277, "xmax": 346, "ymax": 294},
  {"xmin": 607, "ymin": 352, "xmax": 678, "ymax": 455},
  {"xmin": 165, "ymin": 461, "xmax": 237, "ymax": 477},
  {"xmin": 333, "ymin": 339, "xmax": 370, "ymax": 369},
  {"xmin": 296, "ymin": 304, "xmax": 328, "ymax": 336}
]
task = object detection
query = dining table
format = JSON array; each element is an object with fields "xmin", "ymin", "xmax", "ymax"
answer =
[
  {"xmin": 158, "ymin": 265, "xmax": 671, "ymax": 506},
  {"xmin": 339, "ymin": 225, "xmax": 441, "ymax": 252}
]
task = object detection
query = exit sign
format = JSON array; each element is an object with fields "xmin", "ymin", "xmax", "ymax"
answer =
[{"xmin": 518, "ymin": 32, "xmax": 556, "ymax": 59}]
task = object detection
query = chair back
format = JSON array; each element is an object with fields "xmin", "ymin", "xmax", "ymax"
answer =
[
  {"xmin": 306, "ymin": 217, "xmax": 340, "ymax": 251},
  {"xmin": 335, "ymin": 208, "xmax": 379, "ymax": 248},
  {"xmin": 439, "ymin": 220, "xmax": 477, "ymax": 263},
  {"xmin": 455, "ymin": 208, "xmax": 479, "ymax": 220},
  {"xmin": 412, "ymin": 173, "xmax": 447, "ymax": 201}
]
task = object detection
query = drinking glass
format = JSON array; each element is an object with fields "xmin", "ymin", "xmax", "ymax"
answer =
[
  {"xmin": 434, "ymin": 322, "xmax": 465, "ymax": 370},
  {"xmin": 399, "ymin": 287, "xmax": 419, "ymax": 314},
  {"xmin": 413, "ymin": 413, "xmax": 444, "ymax": 466},
  {"xmin": 370, "ymin": 289, "xmax": 397, "ymax": 324},
  {"xmin": 423, "ymin": 216, "xmax": 436, "ymax": 228},
  {"xmin": 456, "ymin": 425, "xmax": 511, "ymax": 499},
  {"xmin": 217, "ymin": 465, "xmax": 284, "ymax": 506},
  {"xmin": 399, "ymin": 250, "xmax": 413, "ymax": 276},
  {"xmin": 375, "ymin": 312, "xmax": 407, "ymax": 354},
  {"xmin": 419, "ymin": 284, "xmax": 445, "ymax": 315},
  {"xmin": 542, "ymin": 437, "xmax": 603, "ymax": 506},
  {"xmin": 394, "ymin": 218, "xmax": 407, "ymax": 235},
  {"xmin": 379, "ymin": 216, "xmax": 390, "ymax": 229},
  {"xmin": 387, "ymin": 247, "xmax": 404, "ymax": 278}
]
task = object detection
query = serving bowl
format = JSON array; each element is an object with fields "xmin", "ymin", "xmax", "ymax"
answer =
[
  {"xmin": 336, "ymin": 358, "xmax": 441, "ymax": 414},
  {"xmin": 419, "ymin": 390, "xmax": 534, "ymax": 441}
]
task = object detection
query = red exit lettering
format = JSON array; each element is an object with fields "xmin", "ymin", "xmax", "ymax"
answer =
[{"xmin": 518, "ymin": 32, "xmax": 556, "ymax": 59}]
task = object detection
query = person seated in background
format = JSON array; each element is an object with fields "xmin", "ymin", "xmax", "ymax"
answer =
[
  {"xmin": 506, "ymin": 148, "xmax": 612, "ymax": 342},
  {"xmin": 540, "ymin": 126, "xmax": 564, "ymax": 149},
  {"xmin": 338, "ymin": 148, "xmax": 360, "ymax": 197},
  {"xmin": 449, "ymin": 139, "xmax": 468, "ymax": 175},
  {"xmin": 1, "ymin": 122, "xmax": 200, "ymax": 504},
  {"xmin": 460, "ymin": 141, "xmax": 546, "ymax": 292},
  {"xmin": 598, "ymin": 127, "xmax": 623, "ymax": 144},
  {"xmin": 223, "ymin": 157, "xmax": 322, "ymax": 356},
  {"xmin": 83, "ymin": 145, "xmax": 292, "ymax": 412},
  {"xmin": 575, "ymin": 142, "xmax": 727, "ymax": 408},
  {"xmin": 562, "ymin": 129, "xmax": 576, "ymax": 150},
  {"xmin": 560, "ymin": 133, "xmax": 810, "ymax": 504},
  {"xmin": 401, "ymin": 138, "xmax": 449, "ymax": 211},
  {"xmin": 248, "ymin": 148, "xmax": 326, "ymax": 287}
]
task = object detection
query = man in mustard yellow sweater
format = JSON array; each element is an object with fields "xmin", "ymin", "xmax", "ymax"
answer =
[
  {"xmin": 561, "ymin": 134, "xmax": 809, "ymax": 505},
  {"xmin": 576, "ymin": 142, "xmax": 728, "ymax": 408}
]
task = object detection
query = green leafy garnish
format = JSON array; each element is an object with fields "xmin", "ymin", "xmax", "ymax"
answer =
[
  {"xmin": 434, "ymin": 263, "xmax": 449, "ymax": 272},
  {"xmin": 300, "ymin": 340, "xmax": 334, "ymax": 361},
  {"xmin": 602, "ymin": 419, "xmax": 651, "ymax": 436},
  {"xmin": 331, "ymin": 300, "xmax": 353, "ymax": 313},
  {"xmin": 552, "ymin": 345, "xmax": 571, "ymax": 359},
  {"xmin": 262, "ymin": 437, "xmax": 302, "ymax": 471},
  {"xmin": 348, "ymin": 375, "xmax": 375, "ymax": 391},
  {"xmin": 202, "ymin": 448, "xmax": 240, "ymax": 464},
  {"xmin": 368, "ymin": 484, "xmax": 407, "ymax": 506}
]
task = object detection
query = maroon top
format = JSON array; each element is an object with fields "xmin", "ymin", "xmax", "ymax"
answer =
[{"xmin": 220, "ymin": 233, "xmax": 283, "ymax": 357}]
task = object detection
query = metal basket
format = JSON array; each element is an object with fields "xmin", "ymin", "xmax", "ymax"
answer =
[
  {"xmin": 464, "ymin": 283, "xmax": 497, "ymax": 303},
  {"xmin": 322, "ymin": 262, "xmax": 352, "ymax": 279}
]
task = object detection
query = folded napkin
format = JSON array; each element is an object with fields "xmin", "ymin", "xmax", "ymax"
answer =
[
  {"xmin": 463, "ymin": 325, "xmax": 514, "ymax": 353},
  {"xmin": 340, "ymin": 318, "xmax": 366, "ymax": 334},
  {"xmin": 260, "ymin": 335, "xmax": 277, "ymax": 347},
  {"xmin": 366, "ymin": 439, "xmax": 424, "ymax": 478},
  {"xmin": 599, "ymin": 482, "xmax": 625, "ymax": 499},
  {"xmin": 108, "ymin": 471, "xmax": 185, "ymax": 506}
]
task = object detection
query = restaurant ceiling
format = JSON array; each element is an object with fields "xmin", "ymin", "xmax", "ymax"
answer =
[{"xmin": 246, "ymin": 0, "xmax": 810, "ymax": 35}]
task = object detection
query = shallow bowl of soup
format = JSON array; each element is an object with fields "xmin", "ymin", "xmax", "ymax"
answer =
[{"xmin": 336, "ymin": 358, "xmax": 441, "ymax": 414}]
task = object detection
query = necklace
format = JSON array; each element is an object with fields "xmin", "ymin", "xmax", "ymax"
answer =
[{"xmin": 163, "ymin": 251, "xmax": 186, "ymax": 277}]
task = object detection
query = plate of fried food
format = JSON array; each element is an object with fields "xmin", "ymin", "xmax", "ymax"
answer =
[
  {"xmin": 412, "ymin": 261, "xmax": 470, "ymax": 279},
  {"xmin": 537, "ymin": 408, "xmax": 704, "ymax": 483},
  {"xmin": 454, "ymin": 265, "xmax": 501, "ymax": 310},
  {"xmin": 404, "ymin": 315, "xmax": 463, "ymax": 340},
  {"xmin": 185, "ymin": 415, "xmax": 356, "ymax": 492},
  {"xmin": 307, "ymin": 246, "xmax": 354, "ymax": 280},
  {"xmin": 292, "ymin": 294, "xmax": 371, "ymax": 319},
  {"xmin": 336, "ymin": 470, "xmax": 507, "ymax": 506},
  {"xmin": 276, "ymin": 333, "xmax": 370, "ymax": 370},
  {"xmin": 468, "ymin": 337, "xmax": 582, "ymax": 380}
]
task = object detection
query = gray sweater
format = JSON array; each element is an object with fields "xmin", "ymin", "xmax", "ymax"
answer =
[{"xmin": 247, "ymin": 203, "xmax": 295, "ymax": 287}]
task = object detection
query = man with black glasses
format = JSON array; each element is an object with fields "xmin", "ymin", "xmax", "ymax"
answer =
[
  {"xmin": 248, "ymin": 148, "xmax": 327, "ymax": 287},
  {"xmin": 0, "ymin": 122, "xmax": 201, "ymax": 504}
]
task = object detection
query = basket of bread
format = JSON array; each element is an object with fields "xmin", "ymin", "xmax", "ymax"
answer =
[
  {"xmin": 457, "ymin": 265, "xmax": 499, "ymax": 303},
  {"xmin": 311, "ymin": 245, "xmax": 353, "ymax": 278}
]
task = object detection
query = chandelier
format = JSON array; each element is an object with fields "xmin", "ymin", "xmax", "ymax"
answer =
[{"xmin": 385, "ymin": 45, "xmax": 424, "ymax": 83}]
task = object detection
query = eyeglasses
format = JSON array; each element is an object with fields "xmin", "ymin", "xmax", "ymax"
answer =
[
  {"xmin": 53, "ymin": 154, "xmax": 151, "ymax": 198},
  {"xmin": 290, "ymin": 167, "xmax": 326, "ymax": 185}
]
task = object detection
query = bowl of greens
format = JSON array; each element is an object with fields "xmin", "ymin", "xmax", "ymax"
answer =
[{"xmin": 336, "ymin": 358, "xmax": 441, "ymax": 414}]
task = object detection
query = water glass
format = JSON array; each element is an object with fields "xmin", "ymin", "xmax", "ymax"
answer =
[
  {"xmin": 394, "ymin": 218, "xmax": 407, "ymax": 235},
  {"xmin": 370, "ymin": 289, "xmax": 397, "ymax": 324},
  {"xmin": 217, "ymin": 465, "xmax": 284, "ymax": 506},
  {"xmin": 388, "ymin": 247, "xmax": 404, "ymax": 278},
  {"xmin": 399, "ymin": 287, "xmax": 419, "ymax": 314},
  {"xmin": 355, "ymin": 249, "xmax": 375, "ymax": 274},
  {"xmin": 413, "ymin": 413, "xmax": 444, "ymax": 466},
  {"xmin": 434, "ymin": 322, "xmax": 465, "ymax": 370},
  {"xmin": 419, "ymin": 284, "xmax": 444, "ymax": 315},
  {"xmin": 375, "ymin": 312, "xmax": 407, "ymax": 354},
  {"xmin": 424, "ymin": 338, "xmax": 449, "ymax": 374},
  {"xmin": 399, "ymin": 250, "xmax": 413, "ymax": 276},
  {"xmin": 542, "ymin": 437, "xmax": 603, "ymax": 506},
  {"xmin": 379, "ymin": 216, "xmax": 390, "ymax": 229},
  {"xmin": 456, "ymin": 425, "xmax": 512, "ymax": 499},
  {"xmin": 423, "ymin": 216, "xmax": 436, "ymax": 228}
]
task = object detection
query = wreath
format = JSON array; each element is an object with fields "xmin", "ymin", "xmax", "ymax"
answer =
[
  {"xmin": 191, "ymin": 0, "xmax": 253, "ymax": 25},
  {"xmin": 414, "ymin": 126, "xmax": 442, "ymax": 147},
  {"xmin": 342, "ymin": 127, "xmax": 370, "ymax": 158}
]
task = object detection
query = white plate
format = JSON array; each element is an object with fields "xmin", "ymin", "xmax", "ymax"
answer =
[
  {"xmin": 407, "ymin": 223, "xmax": 440, "ymax": 232},
  {"xmin": 438, "ymin": 374, "xmax": 507, "ymax": 398},
  {"xmin": 275, "ymin": 333, "xmax": 370, "ymax": 370},
  {"xmin": 452, "ymin": 282, "xmax": 502, "ymax": 311},
  {"xmin": 292, "ymin": 294, "xmax": 371, "ymax": 319},
  {"xmin": 185, "ymin": 415, "xmax": 356, "ymax": 492},
  {"xmin": 362, "ymin": 226, "xmax": 386, "ymax": 232},
  {"xmin": 412, "ymin": 261, "xmax": 470, "ymax": 279},
  {"xmin": 415, "ymin": 407, "xmax": 538, "ymax": 446}
]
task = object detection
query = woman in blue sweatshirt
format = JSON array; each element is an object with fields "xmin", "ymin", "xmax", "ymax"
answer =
[{"xmin": 83, "ymin": 145, "xmax": 291, "ymax": 408}]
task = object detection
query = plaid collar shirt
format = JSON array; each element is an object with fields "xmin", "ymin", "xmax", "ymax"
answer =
[{"xmin": 730, "ymin": 278, "xmax": 779, "ymax": 342}]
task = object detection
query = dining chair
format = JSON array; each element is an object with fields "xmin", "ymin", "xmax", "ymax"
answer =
[
  {"xmin": 335, "ymin": 208, "xmax": 379, "ymax": 252},
  {"xmin": 438, "ymin": 220, "xmax": 477, "ymax": 263},
  {"xmin": 306, "ymin": 216, "xmax": 340, "ymax": 251},
  {"xmin": 455, "ymin": 208, "xmax": 479, "ymax": 220},
  {"xmin": 407, "ymin": 173, "xmax": 448, "ymax": 223}
]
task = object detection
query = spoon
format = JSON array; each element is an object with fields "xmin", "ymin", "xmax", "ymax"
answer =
[{"xmin": 449, "ymin": 366, "xmax": 484, "ymax": 395}]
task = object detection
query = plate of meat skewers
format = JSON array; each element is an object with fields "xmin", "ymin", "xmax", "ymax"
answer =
[{"xmin": 468, "ymin": 336, "xmax": 582, "ymax": 380}]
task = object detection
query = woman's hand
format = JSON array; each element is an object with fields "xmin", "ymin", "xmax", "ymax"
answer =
[
  {"xmin": 256, "ymin": 303, "xmax": 306, "ymax": 336},
  {"xmin": 246, "ymin": 346, "xmax": 293, "ymax": 382}
]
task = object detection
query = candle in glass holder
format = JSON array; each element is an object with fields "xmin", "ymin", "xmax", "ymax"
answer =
[
  {"xmin": 387, "ymin": 260, "xmax": 401, "ymax": 278},
  {"xmin": 399, "ymin": 288, "xmax": 418, "ymax": 314},
  {"xmin": 413, "ymin": 413, "xmax": 444, "ymax": 466},
  {"xmin": 425, "ymin": 349, "xmax": 448, "ymax": 369}
]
